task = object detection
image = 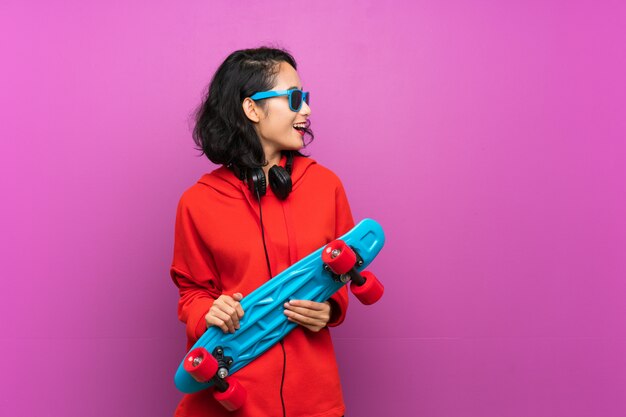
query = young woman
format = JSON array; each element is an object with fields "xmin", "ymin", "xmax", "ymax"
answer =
[{"xmin": 170, "ymin": 47, "xmax": 353, "ymax": 417}]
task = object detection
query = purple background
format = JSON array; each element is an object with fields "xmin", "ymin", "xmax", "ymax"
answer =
[{"xmin": 1, "ymin": 1, "xmax": 625, "ymax": 416}]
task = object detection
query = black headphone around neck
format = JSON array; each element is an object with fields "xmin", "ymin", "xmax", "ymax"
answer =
[{"xmin": 230, "ymin": 151, "xmax": 294, "ymax": 200}]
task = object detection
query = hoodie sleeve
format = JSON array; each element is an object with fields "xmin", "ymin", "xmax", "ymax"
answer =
[
  {"xmin": 170, "ymin": 193, "xmax": 222, "ymax": 343},
  {"xmin": 326, "ymin": 179, "xmax": 355, "ymax": 327}
]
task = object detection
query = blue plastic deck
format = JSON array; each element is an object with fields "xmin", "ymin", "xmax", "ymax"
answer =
[{"xmin": 174, "ymin": 218, "xmax": 385, "ymax": 394}]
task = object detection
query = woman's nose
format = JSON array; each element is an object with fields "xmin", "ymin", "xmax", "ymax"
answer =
[{"xmin": 300, "ymin": 100, "xmax": 311, "ymax": 116}]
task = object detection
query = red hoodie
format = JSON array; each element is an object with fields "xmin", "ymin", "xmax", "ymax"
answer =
[{"xmin": 170, "ymin": 154, "xmax": 354, "ymax": 417}]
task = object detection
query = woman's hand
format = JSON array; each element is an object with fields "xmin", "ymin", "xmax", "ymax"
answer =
[
  {"xmin": 283, "ymin": 300, "xmax": 332, "ymax": 332},
  {"xmin": 205, "ymin": 293, "xmax": 245, "ymax": 333}
]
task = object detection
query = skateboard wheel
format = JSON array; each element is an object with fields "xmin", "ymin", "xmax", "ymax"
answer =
[
  {"xmin": 350, "ymin": 271, "xmax": 384, "ymax": 305},
  {"xmin": 183, "ymin": 347, "xmax": 218, "ymax": 383},
  {"xmin": 322, "ymin": 239, "xmax": 357, "ymax": 275},
  {"xmin": 214, "ymin": 376, "xmax": 247, "ymax": 411}
]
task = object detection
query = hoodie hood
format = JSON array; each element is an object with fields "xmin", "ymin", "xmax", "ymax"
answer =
[{"xmin": 197, "ymin": 154, "xmax": 318, "ymax": 201}]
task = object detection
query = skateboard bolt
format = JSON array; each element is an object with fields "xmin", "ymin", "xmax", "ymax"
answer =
[
  {"xmin": 330, "ymin": 249, "xmax": 341, "ymax": 259},
  {"xmin": 218, "ymin": 368, "xmax": 229, "ymax": 379},
  {"xmin": 192, "ymin": 356, "xmax": 203, "ymax": 367}
]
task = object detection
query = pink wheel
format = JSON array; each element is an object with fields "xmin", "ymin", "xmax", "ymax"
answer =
[
  {"xmin": 214, "ymin": 376, "xmax": 247, "ymax": 411},
  {"xmin": 350, "ymin": 271, "xmax": 384, "ymax": 305},
  {"xmin": 322, "ymin": 239, "xmax": 357, "ymax": 275},
  {"xmin": 183, "ymin": 347, "xmax": 218, "ymax": 383}
]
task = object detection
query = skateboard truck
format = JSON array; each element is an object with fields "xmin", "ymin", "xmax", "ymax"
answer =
[
  {"xmin": 211, "ymin": 346, "xmax": 234, "ymax": 392},
  {"xmin": 322, "ymin": 239, "xmax": 384, "ymax": 305},
  {"xmin": 183, "ymin": 346, "xmax": 247, "ymax": 411},
  {"xmin": 324, "ymin": 245, "xmax": 364, "ymax": 283},
  {"xmin": 210, "ymin": 347, "xmax": 247, "ymax": 411}
]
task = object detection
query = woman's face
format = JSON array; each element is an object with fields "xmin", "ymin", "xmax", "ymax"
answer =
[{"xmin": 242, "ymin": 61, "xmax": 311, "ymax": 159}]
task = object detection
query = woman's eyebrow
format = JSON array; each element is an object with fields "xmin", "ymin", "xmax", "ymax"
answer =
[{"xmin": 287, "ymin": 85, "xmax": 303, "ymax": 90}]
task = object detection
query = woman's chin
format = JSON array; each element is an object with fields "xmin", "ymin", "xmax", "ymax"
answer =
[{"xmin": 290, "ymin": 135, "xmax": 305, "ymax": 150}]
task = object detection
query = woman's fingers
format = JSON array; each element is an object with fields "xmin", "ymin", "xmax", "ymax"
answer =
[
  {"xmin": 284, "ymin": 300, "xmax": 330, "ymax": 319},
  {"xmin": 286, "ymin": 299, "xmax": 326, "ymax": 310},
  {"xmin": 206, "ymin": 309, "xmax": 231, "ymax": 333},
  {"xmin": 210, "ymin": 299, "xmax": 236, "ymax": 333},
  {"xmin": 283, "ymin": 300, "xmax": 331, "ymax": 332},
  {"xmin": 217, "ymin": 301, "xmax": 239, "ymax": 330},
  {"xmin": 285, "ymin": 312, "xmax": 323, "ymax": 332},
  {"xmin": 223, "ymin": 296, "xmax": 245, "ymax": 323},
  {"xmin": 284, "ymin": 309, "xmax": 318, "ymax": 325},
  {"xmin": 205, "ymin": 294, "xmax": 246, "ymax": 334},
  {"xmin": 283, "ymin": 308, "xmax": 327, "ymax": 333},
  {"xmin": 283, "ymin": 304, "xmax": 328, "ymax": 322},
  {"xmin": 211, "ymin": 306, "xmax": 236, "ymax": 333}
]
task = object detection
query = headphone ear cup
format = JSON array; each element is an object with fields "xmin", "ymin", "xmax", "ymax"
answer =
[
  {"xmin": 248, "ymin": 168, "xmax": 266, "ymax": 199},
  {"xmin": 268, "ymin": 166, "xmax": 292, "ymax": 200}
]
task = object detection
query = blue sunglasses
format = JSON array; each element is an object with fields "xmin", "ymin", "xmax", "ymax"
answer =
[{"xmin": 249, "ymin": 89, "xmax": 310, "ymax": 112}]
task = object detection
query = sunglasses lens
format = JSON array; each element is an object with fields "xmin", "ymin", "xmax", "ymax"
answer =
[{"xmin": 290, "ymin": 90, "xmax": 303, "ymax": 111}]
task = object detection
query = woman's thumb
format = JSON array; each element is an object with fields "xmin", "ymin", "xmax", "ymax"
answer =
[{"xmin": 233, "ymin": 292, "xmax": 243, "ymax": 300}]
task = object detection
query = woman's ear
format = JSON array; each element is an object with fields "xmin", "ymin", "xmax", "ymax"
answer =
[{"xmin": 242, "ymin": 97, "xmax": 262, "ymax": 123}]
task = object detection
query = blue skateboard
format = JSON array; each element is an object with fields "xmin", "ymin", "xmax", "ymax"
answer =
[{"xmin": 174, "ymin": 218, "xmax": 385, "ymax": 410}]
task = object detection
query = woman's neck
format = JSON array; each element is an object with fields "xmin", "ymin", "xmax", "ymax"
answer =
[{"xmin": 262, "ymin": 150, "xmax": 282, "ymax": 178}]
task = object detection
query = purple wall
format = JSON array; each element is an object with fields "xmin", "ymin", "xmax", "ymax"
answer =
[{"xmin": 2, "ymin": 1, "xmax": 625, "ymax": 416}]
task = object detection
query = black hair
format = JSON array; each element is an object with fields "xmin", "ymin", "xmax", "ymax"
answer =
[{"xmin": 191, "ymin": 46, "xmax": 314, "ymax": 169}]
